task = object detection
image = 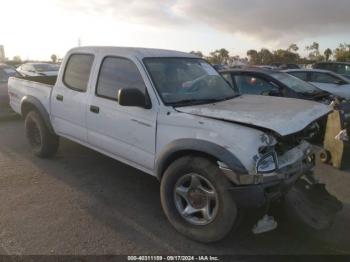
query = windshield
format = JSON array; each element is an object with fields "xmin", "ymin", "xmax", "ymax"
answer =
[
  {"xmin": 33, "ymin": 64, "xmax": 59, "ymax": 72},
  {"xmin": 144, "ymin": 58, "xmax": 237, "ymax": 106},
  {"xmin": 271, "ymin": 72, "xmax": 321, "ymax": 94}
]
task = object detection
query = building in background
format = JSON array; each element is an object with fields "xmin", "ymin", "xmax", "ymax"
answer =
[{"xmin": 0, "ymin": 45, "xmax": 5, "ymax": 62}]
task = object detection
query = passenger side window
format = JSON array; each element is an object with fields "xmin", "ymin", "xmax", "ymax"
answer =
[
  {"xmin": 310, "ymin": 72, "xmax": 340, "ymax": 84},
  {"xmin": 96, "ymin": 57, "xmax": 146, "ymax": 100},
  {"xmin": 289, "ymin": 72, "xmax": 308, "ymax": 81},
  {"xmin": 63, "ymin": 54, "xmax": 94, "ymax": 92},
  {"xmin": 234, "ymin": 75, "xmax": 279, "ymax": 96}
]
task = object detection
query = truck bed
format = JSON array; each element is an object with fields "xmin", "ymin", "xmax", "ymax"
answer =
[
  {"xmin": 8, "ymin": 76, "xmax": 55, "ymax": 116},
  {"xmin": 16, "ymin": 75, "xmax": 57, "ymax": 86}
]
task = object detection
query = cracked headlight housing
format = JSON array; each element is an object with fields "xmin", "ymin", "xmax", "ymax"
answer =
[{"xmin": 256, "ymin": 152, "xmax": 278, "ymax": 174}]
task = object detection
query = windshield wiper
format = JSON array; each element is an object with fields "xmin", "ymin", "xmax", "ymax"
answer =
[
  {"xmin": 299, "ymin": 89, "xmax": 322, "ymax": 96},
  {"xmin": 170, "ymin": 95, "xmax": 239, "ymax": 107}
]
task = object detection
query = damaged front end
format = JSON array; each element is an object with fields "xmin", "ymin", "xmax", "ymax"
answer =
[
  {"xmin": 222, "ymin": 140, "xmax": 316, "ymax": 208},
  {"xmin": 221, "ymin": 128, "xmax": 342, "ymax": 233}
]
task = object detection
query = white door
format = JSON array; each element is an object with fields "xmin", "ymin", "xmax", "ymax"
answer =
[
  {"xmin": 51, "ymin": 53, "xmax": 95, "ymax": 143},
  {"xmin": 86, "ymin": 56, "xmax": 157, "ymax": 171}
]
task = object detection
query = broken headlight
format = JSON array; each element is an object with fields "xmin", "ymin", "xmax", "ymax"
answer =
[{"xmin": 256, "ymin": 152, "xmax": 278, "ymax": 174}]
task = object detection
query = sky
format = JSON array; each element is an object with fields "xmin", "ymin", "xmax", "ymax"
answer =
[{"xmin": 1, "ymin": 0, "xmax": 350, "ymax": 61}]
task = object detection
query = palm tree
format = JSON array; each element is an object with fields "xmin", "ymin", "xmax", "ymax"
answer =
[
  {"xmin": 247, "ymin": 49, "xmax": 258, "ymax": 64},
  {"xmin": 51, "ymin": 54, "xmax": 58, "ymax": 63},
  {"xmin": 209, "ymin": 48, "xmax": 230, "ymax": 64},
  {"xmin": 287, "ymin": 44, "xmax": 299, "ymax": 53},
  {"xmin": 324, "ymin": 48, "xmax": 332, "ymax": 61}
]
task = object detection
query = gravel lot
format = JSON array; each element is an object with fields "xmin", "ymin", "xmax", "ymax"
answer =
[{"xmin": 0, "ymin": 118, "xmax": 349, "ymax": 255}]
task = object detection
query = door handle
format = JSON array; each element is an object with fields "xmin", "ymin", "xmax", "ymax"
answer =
[
  {"xmin": 56, "ymin": 94, "xmax": 63, "ymax": 101},
  {"xmin": 90, "ymin": 105, "xmax": 100, "ymax": 114}
]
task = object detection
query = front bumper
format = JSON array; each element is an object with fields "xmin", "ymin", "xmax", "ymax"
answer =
[
  {"xmin": 228, "ymin": 170, "xmax": 310, "ymax": 208},
  {"xmin": 223, "ymin": 141, "xmax": 315, "ymax": 208}
]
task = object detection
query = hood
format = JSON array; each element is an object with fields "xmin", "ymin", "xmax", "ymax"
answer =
[{"xmin": 176, "ymin": 95, "xmax": 331, "ymax": 136}]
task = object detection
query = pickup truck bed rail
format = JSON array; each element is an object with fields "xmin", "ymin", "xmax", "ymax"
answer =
[{"xmin": 16, "ymin": 75, "xmax": 57, "ymax": 86}]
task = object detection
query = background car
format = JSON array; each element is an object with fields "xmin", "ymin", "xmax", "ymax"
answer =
[
  {"xmin": 284, "ymin": 69, "xmax": 350, "ymax": 100},
  {"xmin": 220, "ymin": 68, "xmax": 334, "ymax": 144},
  {"xmin": 212, "ymin": 64, "xmax": 228, "ymax": 71},
  {"xmin": 278, "ymin": 63, "xmax": 300, "ymax": 70},
  {"xmin": 250, "ymin": 65, "xmax": 277, "ymax": 70},
  {"xmin": 17, "ymin": 63, "xmax": 59, "ymax": 76},
  {"xmin": 314, "ymin": 62, "xmax": 350, "ymax": 80},
  {"xmin": 220, "ymin": 68, "xmax": 332, "ymax": 103},
  {"xmin": 270, "ymin": 63, "xmax": 300, "ymax": 70},
  {"xmin": 0, "ymin": 64, "xmax": 19, "ymax": 110}
]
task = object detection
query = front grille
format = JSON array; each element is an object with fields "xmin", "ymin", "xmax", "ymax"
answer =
[
  {"xmin": 275, "ymin": 136, "xmax": 299, "ymax": 155},
  {"xmin": 276, "ymin": 118, "xmax": 327, "ymax": 153}
]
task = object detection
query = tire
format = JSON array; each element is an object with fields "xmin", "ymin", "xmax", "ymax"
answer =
[
  {"xmin": 24, "ymin": 111, "xmax": 59, "ymax": 158},
  {"xmin": 160, "ymin": 156, "xmax": 237, "ymax": 243}
]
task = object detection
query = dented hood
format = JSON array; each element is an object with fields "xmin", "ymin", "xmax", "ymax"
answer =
[{"xmin": 176, "ymin": 95, "xmax": 331, "ymax": 136}]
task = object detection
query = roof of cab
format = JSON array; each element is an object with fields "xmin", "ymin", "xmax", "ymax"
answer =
[{"xmin": 68, "ymin": 46, "xmax": 198, "ymax": 59}]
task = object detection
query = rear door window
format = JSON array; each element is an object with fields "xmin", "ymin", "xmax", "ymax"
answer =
[{"xmin": 63, "ymin": 54, "xmax": 94, "ymax": 92}]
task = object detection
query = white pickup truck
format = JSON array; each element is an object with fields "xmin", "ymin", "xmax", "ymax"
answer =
[{"xmin": 8, "ymin": 46, "xmax": 339, "ymax": 242}]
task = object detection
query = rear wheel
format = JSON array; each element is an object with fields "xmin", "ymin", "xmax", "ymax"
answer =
[
  {"xmin": 25, "ymin": 111, "xmax": 59, "ymax": 158},
  {"xmin": 160, "ymin": 156, "xmax": 237, "ymax": 243}
]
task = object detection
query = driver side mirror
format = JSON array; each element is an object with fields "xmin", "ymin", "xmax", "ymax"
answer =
[{"xmin": 118, "ymin": 88, "xmax": 151, "ymax": 109}]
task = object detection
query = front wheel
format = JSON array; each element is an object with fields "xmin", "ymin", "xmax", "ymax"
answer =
[
  {"xmin": 160, "ymin": 156, "xmax": 237, "ymax": 243},
  {"xmin": 25, "ymin": 111, "xmax": 59, "ymax": 158}
]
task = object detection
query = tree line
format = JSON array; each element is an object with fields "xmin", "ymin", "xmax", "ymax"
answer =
[
  {"xmin": 7, "ymin": 42, "xmax": 350, "ymax": 66},
  {"xmin": 5, "ymin": 54, "xmax": 60, "ymax": 66},
  {"xmin": 190, "ymin": 42, "xmax": 350, "ymax": 65}
]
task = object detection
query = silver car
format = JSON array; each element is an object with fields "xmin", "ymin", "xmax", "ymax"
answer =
[
  {"xmin": 284, "ymin": 69, "xmax": 350, "ymax": 100},
  {"xmin": 17, "ymin": 63, "xmax": 59, "ymax": 77}
]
